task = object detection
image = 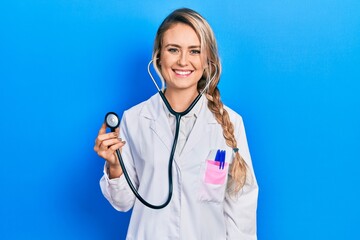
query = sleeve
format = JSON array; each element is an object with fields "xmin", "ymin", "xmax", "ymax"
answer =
[
  {"xmin": 99, "ymin": 168, "xmax": 136, "ymax": 212},
  {"xmin": 99, "ymin": 111, "xmax": 138, "ymax": 212},
  {"xmin": 224, "ymin": 116, "xmax": 259, "ymax": 240}
]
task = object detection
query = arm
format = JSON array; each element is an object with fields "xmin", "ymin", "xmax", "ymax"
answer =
[
  {"xmin": 99, "ymin": 168, "xmax": 136, "ymax": 212},
  {"xmin": 224, "ymin": 174, "xmax": 258, "ymax": 239},
  {"xmin": 98, "ymin": 112, "xmax": 138, "ymax": 212},
  {"xmin": 224, "ymin": 116, "xmax": 259, "ymax": 239}
]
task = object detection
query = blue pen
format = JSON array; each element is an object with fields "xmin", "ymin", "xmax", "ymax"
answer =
[
  {"xmin": 214, "ymin": 149, "xmax": 224, "ymax": 169},
  {"xmin": 215, "ymin": 149, "xmax": 222, "ymax": 169},
  {"xmin": 221, "ymin": 150, "xmax": 226, "ymax": 169},
  {"xmin": 214, "ymin": 149, "xmax": 220, "ymax": 163}
]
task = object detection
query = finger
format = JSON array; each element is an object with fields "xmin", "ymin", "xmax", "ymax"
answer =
[
  {"xmin": 98, "ymin": 122, "xmax": 107, "ymax": 135},
  {"xmin": 101, "ymin": 138, "xmax": 122, "ymax": 148},
  {"xmin": 114, "ymin": 140, "xmax": 126, "ymax": 154},
  {"xmin": 96, "ymin": 131, "xmax": 119, "ymax": 144},
  {"xmin": 97, "ymin": 149, "xmax": 115, "ymax": 162},
  {"xmin": 99, "ymin": 141, "xmax": 107, "ymax": 151},
  {"xmin": 96, "ymin": 137, "xmax": 125, "ymax": 154},
  {"xmin": 98, "ymin": 141, "xmax": 126, "ymax": 161},
  {"xmin": 93, "ymin": 144, "xmax": 100, "ymax": 152},
  {"xmin": 94, "ymin": 134, "xmax": 119, "ymax": 154},
  {"xmin": 108, "ymin": 140, "xmax": 126, "ymax": 151}
]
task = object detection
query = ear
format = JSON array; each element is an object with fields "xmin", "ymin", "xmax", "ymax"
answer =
[
  {"xmin": 156, "ymin": 54, "xmax": 162, "ymax": 66},
  {"xmin": 155, "ymin": 57, "xmax": 161, "ymax": 68},
  {"xmin": 205, "ymin": 58, "xmax": 213, "ymax": 68},
  {"xmin": 203, "ymin": 61, "xmax": 209, "ymax": 70}
]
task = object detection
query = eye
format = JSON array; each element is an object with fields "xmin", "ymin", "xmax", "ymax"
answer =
[
  {"xmin": 190, "ymin": 49, "xmax": 201, "ymax": 55},
  {"xmin": 167, "ymin": 48, "xmax": 179, "ymax": 53}
]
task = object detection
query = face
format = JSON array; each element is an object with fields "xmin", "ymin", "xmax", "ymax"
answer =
[{"xmin": 159, "ymin": 23, "xmax": 207, "ymax": 94}]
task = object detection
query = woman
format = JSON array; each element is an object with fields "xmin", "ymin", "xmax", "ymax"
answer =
[{"xmin": 94, "ymin": 8, "xmax": 258, "ymax": 239}]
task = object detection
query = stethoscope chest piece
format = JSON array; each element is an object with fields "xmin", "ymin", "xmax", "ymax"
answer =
[
  {"xmin": 105, "ymin": 112, "xmax": 120, "ymax": 131},
  {"xmin": 101, "ymin": 59, "xmax": 208, "ymax": 209}
]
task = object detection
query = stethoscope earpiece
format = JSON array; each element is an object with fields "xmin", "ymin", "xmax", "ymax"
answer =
[{"xmin": 105, "ymin": 112, "xmax": 120, "ymax": 132}]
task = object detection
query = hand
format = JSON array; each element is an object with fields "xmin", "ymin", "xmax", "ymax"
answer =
[{"xmin": 94, "ymin": 123, "xmax": 126, "ymax": 177}]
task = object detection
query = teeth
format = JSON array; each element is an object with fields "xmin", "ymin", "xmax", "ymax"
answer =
[{"xmin": 175, "ymin": 70, "xmax": 191, "ymax": 75}]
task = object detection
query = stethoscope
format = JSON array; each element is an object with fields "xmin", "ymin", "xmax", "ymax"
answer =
[{"xmin": 105, "ymin": 60, "xmax": 217, "ymax": 209}]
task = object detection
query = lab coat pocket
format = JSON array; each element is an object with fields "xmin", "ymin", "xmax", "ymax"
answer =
[
  {"xmin": 198, "ymin": 150, "xmax": 230, "ymax": 203},
  {"xmin": 204, "ymin": 160, "xmax": 228, "ymax": 184}
]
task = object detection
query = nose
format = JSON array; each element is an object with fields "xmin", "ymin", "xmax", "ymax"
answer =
[{"xmin": 177, "ymin": 52, "xmax": 188, "ymax": 66}]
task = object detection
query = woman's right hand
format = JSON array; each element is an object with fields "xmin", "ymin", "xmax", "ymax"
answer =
[{"xmin": 94, "ymin": 123, "xmax": 126, "ymax": 178}]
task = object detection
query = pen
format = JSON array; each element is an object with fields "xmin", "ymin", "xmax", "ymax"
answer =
[
  {"xmin": 221, "ymin": 150, "xmax": 225, "ymax": 169},
  {"xmin": 214, "ymin": 149, "xmax": 226, "ymax": 169}
]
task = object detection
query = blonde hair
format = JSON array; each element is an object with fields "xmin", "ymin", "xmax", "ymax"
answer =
[{"xmin": 152, "ymin": 8, "xmax": 247, "ymax": 192}]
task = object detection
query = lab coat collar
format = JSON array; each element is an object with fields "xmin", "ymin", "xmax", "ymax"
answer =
[
  {"xmin": 161, "ymin": 93, "xmax": 203, "ymax": 120},
  {"xmin": 140, "ymin": 93, "xmax": 216, "ymax": 123},
  {"xmin": 140, "ymin": 93, "xmax": 217, "ymax": 154}
]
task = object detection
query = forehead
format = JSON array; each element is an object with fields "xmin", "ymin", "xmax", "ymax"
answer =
[{"xmin": 162, "ymin": 23, "xmax": 200, "ymax": 46}]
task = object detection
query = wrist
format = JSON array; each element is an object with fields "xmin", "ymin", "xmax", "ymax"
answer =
[{"xmin": 106, "ymin": 162, "xmax": 123, "ymax": 179}]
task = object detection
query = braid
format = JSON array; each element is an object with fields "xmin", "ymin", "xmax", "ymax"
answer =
[
  {"xmin": 206, "ymin": 87, "xmax": 247, "ymax": 192},
  {"xmin": 152, "ymin": 7, "xmax": 248, "ymax": 192}
]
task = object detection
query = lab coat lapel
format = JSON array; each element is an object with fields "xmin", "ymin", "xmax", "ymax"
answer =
[
  {"xmin": 181, "ymin": 100, "xmax": 217, "ymax": 156},
  {"xmin": 142, "ymin": 94, "xmax": 173, "ymax": 151}
]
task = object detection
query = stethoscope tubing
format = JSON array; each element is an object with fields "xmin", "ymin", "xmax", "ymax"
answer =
[
  {"xmin": 110, "ymin": 60, "xmax": 217, "ymax": 209},
  {"xmin": 114, "ymin": 91, "xmax": 202, "ymax": 209}
]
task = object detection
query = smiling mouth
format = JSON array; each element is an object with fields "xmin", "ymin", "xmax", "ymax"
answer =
[{"xmin": 173, "ymin": 70, "xmax": 193, "ymax": 77}]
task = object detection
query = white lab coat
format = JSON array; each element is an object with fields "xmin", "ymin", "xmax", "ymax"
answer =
[{"xmin": 100, "ymin": 93, "xmax": 258, "ymax": 240}]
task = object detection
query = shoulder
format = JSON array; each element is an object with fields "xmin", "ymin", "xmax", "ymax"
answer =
[
  {"xmin": 223, "ymin": 104, "xmax": 244, "ymax": 126},
  {"xmin": 122, "ymin": 93, "xmax": 160, "ymax": 119}
]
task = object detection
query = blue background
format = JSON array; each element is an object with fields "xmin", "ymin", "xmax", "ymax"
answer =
[{"xmin": 1, "ymin": 0, "xmax": 359, "ymax": 239}]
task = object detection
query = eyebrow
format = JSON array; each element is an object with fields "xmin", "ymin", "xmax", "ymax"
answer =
[{"xmin": 164, "ymin": 43, "xmax": 201, "ymax": 49}]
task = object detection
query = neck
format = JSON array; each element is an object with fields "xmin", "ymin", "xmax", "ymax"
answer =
[{"xmin": 164, "ymin": 89, "xmax": 199, "ymax": 112}]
